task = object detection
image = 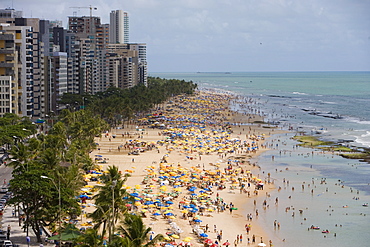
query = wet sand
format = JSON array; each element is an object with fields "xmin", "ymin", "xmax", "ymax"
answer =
[{"xmin": 82, "ymin": 90, "xmax": 287, "ymax": 246}]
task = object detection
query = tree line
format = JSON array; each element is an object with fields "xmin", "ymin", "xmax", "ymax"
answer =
[
  {"xmin": 2, "ymin": 77, "xmax": 197, "ymax": 246},
  {"xmin": 60, "ymin": 76, "xmax": 198, "ymax": 126}
]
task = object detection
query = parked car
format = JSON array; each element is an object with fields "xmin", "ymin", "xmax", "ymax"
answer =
[{"xmin": 0, "ymin": 187, "xmax": 8, "ymax": 194}]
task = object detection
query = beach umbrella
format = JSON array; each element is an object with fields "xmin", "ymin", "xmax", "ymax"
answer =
[
  {"xmin": 223, "ymin": 241, "xmax": 230, "ymax": 246},
  {"xmin": 257, "ymin": 244, "xmax": 267, "ymax": 247},
  {"xmin": 204, "ymin": 239, "xmax": 213, "ymax": 244},
  {"xmin": 172, "ymin": 234, "xmax": 180, "ymax": 239},
  {"xmin": 193, "ymin": 219, "xmax": 202, "ymax": 223},
  {"xmin": 163, "ymin": 236, "xmax": 172, "ymax": 241},
  {"xmin": 199, "ymin": 233, "xmax": 208, "ymax": 237}
]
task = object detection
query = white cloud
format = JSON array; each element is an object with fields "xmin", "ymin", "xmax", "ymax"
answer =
[{"xmin": 6, "ymin": 0, "xmax": 370, "ymax": 71}]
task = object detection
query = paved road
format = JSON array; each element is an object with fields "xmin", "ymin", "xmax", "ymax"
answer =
[
  {"xmin": 0, "ymin": 164, "xmax": 13, "ymax": 188},
  {"xmin": 1, "ymin": 204, "xmax": 42, "ymax": 247},
  {"xmin": 0, "ymin": 164, "xmax": 44, "ymax": 246}
]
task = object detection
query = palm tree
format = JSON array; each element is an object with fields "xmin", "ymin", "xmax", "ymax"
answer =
[
  {"xmin": 76, "ymin": 228, "xmax": 105, "ymax": 247},
  {"xmin": 90, "ymin": 166, "xmax": 132, "ymax": 240},
  {"xmin": 117, "ymin": 214, "xmax": 163, "ymax": 247}
]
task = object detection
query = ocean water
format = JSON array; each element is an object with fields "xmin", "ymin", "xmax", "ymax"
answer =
[
  {"xmin": 151, "ymin": 72, "xmax": 370, "ymax": 149},
  {"xmin": 150, "ymin": 72, "xmax": 370, "ymax": 247}
]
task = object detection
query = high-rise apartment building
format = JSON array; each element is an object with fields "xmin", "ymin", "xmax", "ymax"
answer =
[
  {"xmin": 0, "ymin": 23, "xmax": 19, "ymax": 115},
  {"xmin": 109, "ymin": 10, "xmax": 129, "ymax": 44},
  {"xmin": 106, "ymin": 43, "xmax": 147, "ymax": 88},
  {"xmin": 0, "ymin": 7, "xmax": 147, "ymax": 117},
  {"xmin": 0, "ymin": 23, "xmax": 37, "ymax": 117},
  {"xmin": 68, "ymin": 16, "xmax": 110, "ymax": 94}
]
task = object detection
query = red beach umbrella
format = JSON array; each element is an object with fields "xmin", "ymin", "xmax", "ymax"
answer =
[{"xmin": 204, "ymin": 238, "xmax": 213, "ymax": 244}]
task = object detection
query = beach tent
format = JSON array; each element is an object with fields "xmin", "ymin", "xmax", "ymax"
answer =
[{"xmin": 48, "ymin": 224, "xmax": 82, "ymax": 241}]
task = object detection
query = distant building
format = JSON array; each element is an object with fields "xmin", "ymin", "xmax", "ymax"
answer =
[
  {"xmin": 106, "ymin": 43, "xmax": 147, "ymax": 88},
  {"xmin": 0, "ymin": 23, "xmax": 38, "ymax": 117},
  {"xmin": 0, "ymin": 7, "xmax": 148, "ymax": 117},
  {"xmin": 0, "ymin": 8, "xmax": 22, "ymax": 18},
  {"xmin": 109, "ymin": 10, "xmax": 129, "ymax": 44},
  {"xmin": 49, "ymin": 51, "xmax": 68, "ymax": 112}
]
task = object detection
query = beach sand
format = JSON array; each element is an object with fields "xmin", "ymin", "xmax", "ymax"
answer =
[{"xmin": 84, "ymin": 91, "xmax": 285, "ymax": 247}]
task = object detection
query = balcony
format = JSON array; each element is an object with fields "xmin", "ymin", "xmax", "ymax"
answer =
[
  {"xmin": 0, "ymin": 48, "xmax": 14, "ymax": 54},
  {"xmin": 0, "ymin": 61, "xmax": 14, "ymax": 67},
  {"xmin": 0, "ymin": 34, "xmax": 14, "ymax": 40}
]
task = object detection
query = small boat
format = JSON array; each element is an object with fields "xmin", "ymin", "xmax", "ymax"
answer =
[
  {"xmin": 310, "ymin": 225, "xmax": 320, "ymax": 230},
  {"xmin": 362, "ymin": 203, "xmax": 368, "ymax": 207},
  {"xmin": 322, "ymin": 230, "xmax": 330, "ymax": 233}
]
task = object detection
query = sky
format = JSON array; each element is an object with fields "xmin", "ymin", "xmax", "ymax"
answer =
[{"xmin": 3, "ymin": 0, "xmax": 370, "ymax": 72}]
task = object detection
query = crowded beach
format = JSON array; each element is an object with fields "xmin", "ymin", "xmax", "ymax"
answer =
[{"xmin": 78, "ymin": 90, "xmax": 280, "ymax": 247}]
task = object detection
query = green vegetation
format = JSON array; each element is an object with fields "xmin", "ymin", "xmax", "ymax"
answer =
[
  {"xmin": 293, "ymin": 135, "xmax": 334, "ymax": 147},
  {"xmin": 339, "ymin": 152, "xmax": 370, "ymax": 160},
  {"xmin": 60, "ymin": 77, "xmax": 198, "ymax": 126},
  {"xmin": 7, "ymin": 109, "xmax": 108, "ymax": 242},
  {"xmin": 3, "ymin": 78, "xmax": 195, "ymax": 245},
  {"xmin": 0, "ymin": 113, "xmax": 37, "ymax": 148},
  {"xmin": 293, "ymin": 135, "xmax": 370, "ymax": 163},
  {"xmin": 76, "ymin": 165, "xmax": 163, "ymax": 246}
]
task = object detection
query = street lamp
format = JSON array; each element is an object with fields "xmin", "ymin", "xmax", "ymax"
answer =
[
  {"xmin": 110, "ymin": 180, "xmax": 117, "ymax": 243},
  {"xmin": 82, "ymin": 97, "xmax": 86, "ymax": 109},
  {"xmin": 12, "ymin": 136, "xmax": 18, "ymax": 147},
  {"xmin": 22, "ymin": 128, "xmax": 32, "ymax": 140},
  {"xmin": 41, "ymin": 175, "xmax": 61, "ymax": 246}
]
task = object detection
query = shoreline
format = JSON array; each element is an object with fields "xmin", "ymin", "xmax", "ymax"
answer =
[{"xmin": 85, "ymin": 90, "xmax": 284, "ymax": 246}]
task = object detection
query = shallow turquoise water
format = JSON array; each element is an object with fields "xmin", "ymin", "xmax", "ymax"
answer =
[{"xmin": 151, "ymin": 71, "xmax": 370, "ymax": 246}]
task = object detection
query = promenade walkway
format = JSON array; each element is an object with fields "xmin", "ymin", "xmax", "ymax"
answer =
[{"xmin": 1, "ymin": 204, "xmax": 42, "ymax": 247}]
